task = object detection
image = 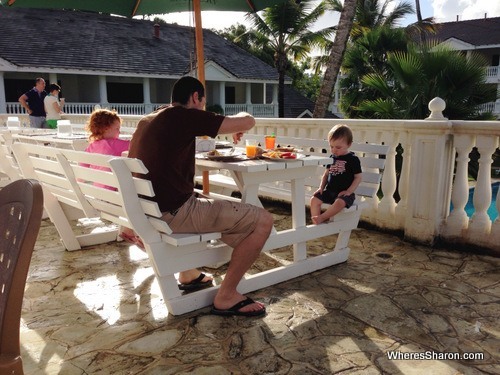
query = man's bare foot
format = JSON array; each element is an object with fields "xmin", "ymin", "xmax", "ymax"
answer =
[
  {"xmin": 213, "ymin": 293, "xmax": 265, "ymax": 315},
  {"xmin": 178, "ymin": 269, "xmax": 213, "ymax": 285}
]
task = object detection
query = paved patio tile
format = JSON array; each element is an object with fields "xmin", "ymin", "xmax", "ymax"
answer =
[{"xmin": 19, "ymin": 202, "xmax": 499, "ymax": 374}]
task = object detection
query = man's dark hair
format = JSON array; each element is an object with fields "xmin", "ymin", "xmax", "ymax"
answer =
[{"xmin": 171, "ymin": 76, "xmax": 205, "ymax": 105}]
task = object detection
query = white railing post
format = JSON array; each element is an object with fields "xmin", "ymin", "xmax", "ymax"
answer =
[
  {"xmin": 442, "ymin": 134, "xmax": 475, "ymax": 240},
  {"xmin": 467, "ymin": 135, "xmax": 498, "ymax": 246},
  {"xmin": 395, "ymin": 130, "xmax": 410, "ymax": 226},
  {"xmin": 404, "ymin": 98, "xmax": 455, "ymax": 244},
  {"xmin": 377, "ymin": 131, "xmax": 398, "ymax": 228}
]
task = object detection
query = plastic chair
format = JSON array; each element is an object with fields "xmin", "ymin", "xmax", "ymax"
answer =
[{"xmin": 0, "ymin": 179, "xmax": 43, "ymax": 375}]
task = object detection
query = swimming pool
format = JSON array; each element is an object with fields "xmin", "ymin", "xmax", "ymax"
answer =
[{"xmin": 457, "ymin": 182, "xmax": 499, "ymax": 220}]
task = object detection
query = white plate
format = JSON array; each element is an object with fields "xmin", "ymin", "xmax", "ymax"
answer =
[
  {"xmin": 203, "ymin": 151, "xmax": 244, "ymax": 161},
  {"xmin": 261, "ymin": 153, "xmax": 305, "ymax": 162}
]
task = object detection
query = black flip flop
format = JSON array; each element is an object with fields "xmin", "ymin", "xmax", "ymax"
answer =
[
  {"xmin": 210, "ymin": 297, "xmax": 266, "ymax": 317},
  {"xmin": 178, "ymin": 273, "xmax": 213, "ymax": 291}
]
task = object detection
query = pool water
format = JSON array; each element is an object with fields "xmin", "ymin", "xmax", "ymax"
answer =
[{"xmin": 455, "ymin": 182, "xmax": 499, "ymax": 220}]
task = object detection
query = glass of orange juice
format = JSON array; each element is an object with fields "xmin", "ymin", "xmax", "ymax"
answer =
[
  {"xmin": 245, "ymin": 139, "xmax": 258, "ymax": 158},
  {"xmin": 265, "ymin": 135, "xmax": 276, "ymax": 150}
]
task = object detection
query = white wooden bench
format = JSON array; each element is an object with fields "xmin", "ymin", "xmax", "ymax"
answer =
[
  {"xmin": 197, "ymin": 135, "xmax": 388, "ymax": 212},
  {"xmin": 11, "ymin": 140, "xmax": 387, "ymax": 316},
  {"xmin": 0, "ymin": 128, "xmax": 57, "ymax": 186}
]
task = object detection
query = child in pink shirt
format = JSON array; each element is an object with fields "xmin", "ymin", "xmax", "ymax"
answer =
[
  {"xmin": 85, "ymin": 109, "xmax": 130, "ymax": 163},
  {"xmin": 83, "ymin": 109, "xmax": 142, "ymax": 249}
]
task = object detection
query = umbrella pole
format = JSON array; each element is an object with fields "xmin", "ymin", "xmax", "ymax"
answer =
[{"xmin": 193, "ymin": 0, "xmax": 210, "ymax": 195}]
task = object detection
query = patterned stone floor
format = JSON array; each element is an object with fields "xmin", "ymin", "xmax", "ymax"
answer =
[{"xmin": 19, "ymin": 202, "xmax": 499, "ymax": 374}]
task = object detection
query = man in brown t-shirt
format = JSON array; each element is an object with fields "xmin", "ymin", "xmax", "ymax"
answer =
[{"xmin": 129, "ymin": 76, "xmax": 273, "ymax": 317}]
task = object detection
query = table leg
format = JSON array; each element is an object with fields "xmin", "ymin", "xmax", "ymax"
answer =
[
  {"xmin": 202, "ymin": 170, "xmax": 210, "ymax": 195},
  {"xmin": 291, "ymin": 177, "xmax": 307, "ymax": 261}
]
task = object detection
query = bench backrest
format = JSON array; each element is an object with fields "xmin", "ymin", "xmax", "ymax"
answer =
[
  {"xmin": 11, "ymin": 143, "xmax": 172, "ymax": 243},
  {"xmin": 231, "ymin": 135, "xmax": 388, "ymax": 200},
  {"xmin": 0, "ymin": 133, "xmax": 21, "ymax": 182}
]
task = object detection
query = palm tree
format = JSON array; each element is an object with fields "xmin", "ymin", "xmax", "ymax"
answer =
[
  {"xmin": 339, "ymin": 26, "xmax": 409, "ymax": 117},
  {"xmin": 352, "ymin": 0, "xmax": 414, "ymax": 36},
  {"xmin": 355, "ymin": 43, "xmax": 498, "ymax": 119},
  {"xmin": 313, "ymin": 0, "xmax": 416, "ymax": 117},
  {"xmin": 313, "ymin": 0, "xmax": 357, "ymax": 118},
  {"xmin": 246, "ymin": 0, "xmax": 333, "ymax": 117}
]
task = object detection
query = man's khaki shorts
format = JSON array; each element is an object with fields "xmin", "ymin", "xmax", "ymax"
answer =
[{"xmin": 161, "ymin": 195, "xmax": 261, "ymax": 248}]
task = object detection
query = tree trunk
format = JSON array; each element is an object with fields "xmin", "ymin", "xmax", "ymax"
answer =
[
  {"xmin": 276, "ymin": 52, "xmax": 287, "ymax": 118},
  {"xmin": 313, "ymin": 0, "xmax": 357, "ymax": 118}
]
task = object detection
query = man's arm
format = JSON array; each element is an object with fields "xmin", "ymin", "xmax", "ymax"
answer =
[
  {"xmin": 19, "ymin": 94, "xmax": 31, "ymax": 114},
  {"xmin": 218, "ymin": 112, "xmax": 255, "ymax": 136}
]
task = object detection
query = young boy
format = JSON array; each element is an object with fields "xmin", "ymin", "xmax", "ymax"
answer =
[{"xmin": 310, "ymin": 124, "xmax": 362, "ymax": 224}]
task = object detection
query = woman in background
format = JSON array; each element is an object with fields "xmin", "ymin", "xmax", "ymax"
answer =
[{"xmin": 44, "ymin": 83, "xmax": 64, "ymax": 129}]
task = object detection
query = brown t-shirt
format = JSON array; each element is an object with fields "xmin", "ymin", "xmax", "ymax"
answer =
[{"xmin": 128, "ymin": 105, "xmax": 224, "ymax": 212}]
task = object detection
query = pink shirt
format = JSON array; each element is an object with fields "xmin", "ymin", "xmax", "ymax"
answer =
[
  {"xmin": 83, "ymin": 138, "xmax": 130, "ymax": 189},
  {"xmin": 85, "ymin": 138, "xmax": 130, "ymax": 157}
]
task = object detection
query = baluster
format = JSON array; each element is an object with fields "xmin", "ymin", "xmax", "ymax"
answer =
[
  {"xmin": 443, "ymin": 134, "xmax": 475, "ymax": 238},
  {"xmin": 395, "ymin": 132, "xmax": 410, "ymax": 225},
  {"xmin": 360, "ymin": 130, "xmax": 382, "ymax": 224},
  {"xmin": 378, "ymin": 131, "xmax": 398, "ymax": 228},
  {"xmin": 468, "ymin": 135, "xmax": 499, "ymax": 244},
  {"xmin": 488, "ymin": 145, "xmax": 500, "ymax": 250}
]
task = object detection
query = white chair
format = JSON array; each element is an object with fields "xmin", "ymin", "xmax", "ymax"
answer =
[
  {"xmin": 6, "ymin": 117, "xmax": 20, "ymax": 129},
  {"xmin": 57, "ymin": 120, "xmax": 72, "ymax": 136}
]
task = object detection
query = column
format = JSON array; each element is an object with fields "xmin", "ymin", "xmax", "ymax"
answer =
[
  {"xmin": 0, "ymin": 73, "xmax": 6, "ymax": 113},
  {"xmin": 99, "ymin": 75, "xmax": 108, "ymax": 107},
  {"xmin": 143, "ymin": 78, "xmax": 152, "ymax": 113},
  {"xmin": 49, "ymin": 73, "xmax": 58, "ymax": 85},
  {"xmin": 219, "ymin": 81, "xmax": 225, "ymax": 114},
  {"xmin": 272, "ymin": 84, "xmax": 278, "ymax": 118},
  {"xmin": 245, "ymin": 82, "xmax": 253, "ymax": 115}
]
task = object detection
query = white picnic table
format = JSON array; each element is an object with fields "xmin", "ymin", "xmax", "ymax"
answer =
[
  {"xmin": 12, "ymin": 132, "xmax": 90, "ymax": 151},
  {"xmin": 195, "ymin": 151, "xmax": 331, "ymax": 259},
  {"xmin": 12, "ymin": 132, "xmax": 133, "ymax": 151}
]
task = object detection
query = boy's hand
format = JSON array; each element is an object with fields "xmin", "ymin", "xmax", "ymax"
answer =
[{"xmin": 338, "ymin": 190, "xmax": 351, "ymax": 197}]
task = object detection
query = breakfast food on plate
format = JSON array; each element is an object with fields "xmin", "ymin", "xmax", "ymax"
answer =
[
  {"xmin": 275, "ymin": 145, "xmax": 295, "ymax": 152},
  {"xmin": 262, "ymin": 151, "xmax": 297, "ymax": 159},
  {"xmin": 207, "ymin": 149, "xmax": 221, "ymax": 156}
]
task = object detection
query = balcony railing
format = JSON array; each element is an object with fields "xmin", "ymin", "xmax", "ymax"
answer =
[
  {"xmin": 1, "ymin": 98, "xmax": 499, "ymax": 254},
  {"xmin": 5, "ymin": 102, "xmax": 277, "ymax": 118}
]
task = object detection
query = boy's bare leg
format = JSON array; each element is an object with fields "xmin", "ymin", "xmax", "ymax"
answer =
[
  {"xmin": 310, "ymin": 196, "xmax": 322, "ymax": 220},
  {"xmin": 213, "ymin": 209, "xmax": 273, "ymax": 313},
  {"xmin": 312, "ymin": 198, "xmax": 346, "ymax": 224}
]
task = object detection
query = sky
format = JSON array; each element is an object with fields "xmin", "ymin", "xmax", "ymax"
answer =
[{"xmin": 157, "ymin": 0, "xmax": 500, "ymax": 31}]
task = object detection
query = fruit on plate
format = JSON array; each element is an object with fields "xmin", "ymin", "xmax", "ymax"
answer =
[{"xmin": 263, "ymin": 151, "xmax": 297, "ymax": 159}]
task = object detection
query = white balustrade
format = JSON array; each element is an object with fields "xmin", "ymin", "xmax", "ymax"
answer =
[{"xmin": 1, "ymin": 98, "xmax": 499, "ymax": 253}]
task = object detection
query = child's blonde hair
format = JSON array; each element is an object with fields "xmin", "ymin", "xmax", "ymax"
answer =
[
  {"xmin": 328, "ymin": 124, "xmax": 353, "ymax": 144},
  {"xmin": 85, "ymin": 109, "xmax": 121, "ymax": 141}
]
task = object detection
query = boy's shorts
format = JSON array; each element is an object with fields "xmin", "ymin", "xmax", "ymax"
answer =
[
  {"xmin": 161, "ymin": 194, "xmax": 261, "ymax": 248},
  {"xmin": 314, "ymin": 189, "xmax": 355, "ymax": 208}
]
